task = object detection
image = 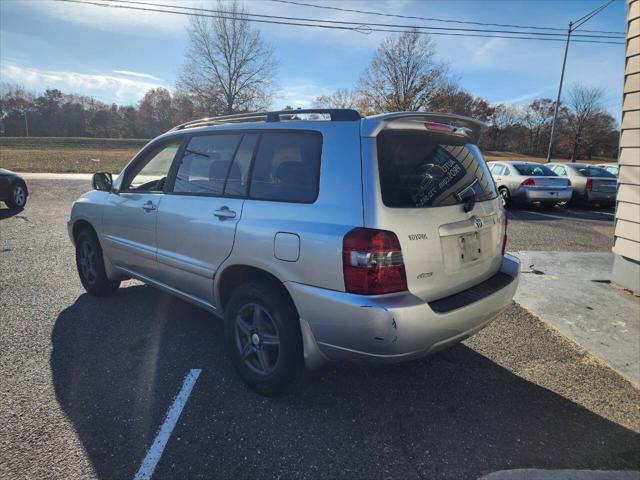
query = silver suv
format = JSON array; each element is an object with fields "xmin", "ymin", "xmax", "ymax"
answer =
[{"xmin": 68, "ymin": 109, "xmax": 520, "ymax": 395}]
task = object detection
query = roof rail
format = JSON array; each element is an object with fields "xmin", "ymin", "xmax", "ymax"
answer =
[{"xmin": 169, "ymin": 108, "xmax": 362, "ymax": 131}]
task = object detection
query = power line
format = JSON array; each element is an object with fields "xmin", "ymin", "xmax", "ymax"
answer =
[
  {"xmin": 102, "ymin": 0, "xmax": 624, "ymax": 40},
  {"xmin": 271, "ymin": 0, "xmax": 625, "ymax": 36},
  {"xmin": 59, "ymin": 0, "xmax": 625, "ymax": 45}
]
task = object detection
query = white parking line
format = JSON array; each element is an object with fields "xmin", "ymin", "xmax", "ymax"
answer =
[{"xmin": 133, "ymin": 369, "xmax": 202, "ymax": 480}]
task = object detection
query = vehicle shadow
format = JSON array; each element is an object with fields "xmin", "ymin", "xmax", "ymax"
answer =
[
  {"xmin": 51, "ymin": 286, "xmax": 639, "ymax": 480},
  {"xmin": 0, "ymin": 206, "xmax": 24, "ymax": 220}
]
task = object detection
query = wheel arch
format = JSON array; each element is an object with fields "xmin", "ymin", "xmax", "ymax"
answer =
[
  {"xmin": 216, "ymin": 264, "xmax": 297, "ymax": 316},
  {"xmin": 72, "ymin": 219, "xmax": 98, "ymax": 243}
]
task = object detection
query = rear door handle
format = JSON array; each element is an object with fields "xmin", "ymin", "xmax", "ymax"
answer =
[
  {"xmin": 142, "ymin": 201, "xmax": 156, "ymax": 212},
  {"xmin": 213, "ymin": 206, "xmax": 236, "ymax": 220}
]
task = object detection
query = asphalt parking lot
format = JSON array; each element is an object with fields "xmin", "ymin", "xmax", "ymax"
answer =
[{"xmin": 0, "ymin": 178, "xmax": 638, "ymax": 480}]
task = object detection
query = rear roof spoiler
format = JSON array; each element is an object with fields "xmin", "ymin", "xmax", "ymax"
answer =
[{"xmin": 361, "ymin": 112, "xmax": 487, "ymax": 143}]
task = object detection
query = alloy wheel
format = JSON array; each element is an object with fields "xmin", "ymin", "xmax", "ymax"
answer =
[
  {"xmin": 13, "ymin": 185, "xmax": 26, "ymax": 207},
  {"xmin": 79, "ymin": 240, "xmax": 98, "ymax": 284},
  {"xmin": 234, "ymin": 303, "xmax": 281, "ymax": 375}
]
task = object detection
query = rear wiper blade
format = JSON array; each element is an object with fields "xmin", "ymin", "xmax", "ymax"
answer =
[{"xmin": 463, "ymin": 193, "xmax": 476, "ymax": 213}]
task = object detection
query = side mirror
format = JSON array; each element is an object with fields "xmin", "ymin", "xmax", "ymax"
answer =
[{"xmin": 92, "ymin": 172, "xmax": 113, "ymax": 192}]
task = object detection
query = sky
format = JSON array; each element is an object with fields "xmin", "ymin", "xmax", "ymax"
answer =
[{"xmin": 0, "ymin": 0, "xmax": 627, "ymax": 118}]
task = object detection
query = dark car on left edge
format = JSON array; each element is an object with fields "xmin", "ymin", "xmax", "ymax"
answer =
[{"xmin": 0, "ymin": 169, "xmax": 28, "ymax": 209}]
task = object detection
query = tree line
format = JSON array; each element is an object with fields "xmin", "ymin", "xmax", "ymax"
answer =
[{"xmin": 0, "ymin": 0, "xmax": 618, "ymax": 160}]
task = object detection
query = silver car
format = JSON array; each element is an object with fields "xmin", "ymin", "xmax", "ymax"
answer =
[
  {"xmin": 68, "ymin": 109, "xmax": 520, "ymax": 395},
  {"xmin": 487, "ymin": 161, "xmax": 572, "ymax": 209},
  {"xmin": 547, "ymin": 162, "xmax": 617, "ymax": 206}
]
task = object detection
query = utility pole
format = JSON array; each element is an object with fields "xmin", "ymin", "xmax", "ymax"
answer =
[
  {"xmin": 546, "ymin": 21, "xmax": 572, "ymax": 163},
  {"xmin": 545, "ymin": 0, "xmax": 614, "ymax": 163}
]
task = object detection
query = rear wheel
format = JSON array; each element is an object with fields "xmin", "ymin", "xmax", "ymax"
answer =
[
  {"xmin": 6, "ymin": 182, "xmax": 27, "ymax": 209},
  {"xmin": 224, "ymin": 279, "xmax": 303, "ymax": 396},
  {"xmin": 499, "ymin": 187, "xmax": 510, "ymax": 207},
  {"xmin": 75, "ymin": 229, "xmax": 120, "ymax": 296}
]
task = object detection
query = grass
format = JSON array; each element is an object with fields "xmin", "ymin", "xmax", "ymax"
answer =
[
  {"xmin": 0, "ymin": 137, "xmax": 148, "ymax": 173},
  {"xmin": 0, "ymin": 137, "xmax": 618, "ymax": 174}
]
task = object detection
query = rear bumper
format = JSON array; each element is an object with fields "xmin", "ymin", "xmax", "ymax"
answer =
[
  {"xmin": 286, "ymin": 254, "xmax": 520, "ymax": 367},
  {"xmin": 587, "ymin": 190, "xmax": 616, "ymax": 204},
  {"xmin": 520, "ymin": 187, "xmax": 572, "ymax": 203}
]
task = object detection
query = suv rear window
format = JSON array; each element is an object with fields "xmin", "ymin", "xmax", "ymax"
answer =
[
  {"xmin": 249, "ymin": 132, "xmax": 322, "ymax": 203},
  {"xmin": 377, "ymin": 130, "xmax": 497, "ymax": 208}
]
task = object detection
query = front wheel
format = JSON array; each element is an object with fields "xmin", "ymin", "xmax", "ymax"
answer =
[
  {"xmin": 6, "ymin": 182, "xmax": 27, "ymax": 209},
  {"xmin": 224, "ymin": 280, "xmax": 303, "ymax": 396},
  {"xmin": 75, "ymin": 229, "xmax": 120, "ymax": 296}
]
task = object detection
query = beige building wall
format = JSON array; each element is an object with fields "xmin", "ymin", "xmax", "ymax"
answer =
[{"xmin": 612, "ymin": 0, "xmax": 640, "ymax": 291}]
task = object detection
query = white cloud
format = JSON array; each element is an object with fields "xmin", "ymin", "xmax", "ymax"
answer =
[
  {"xmin": 113, "ymin": 70, "xmax": 159, "ymax": 80},
  {"xmin": 272, "ymin": 80, "xmax": 336, "ymax": 109},
  {"xmin": 0, "ymin": 63, "xmax": 166, "ymax": 103}
]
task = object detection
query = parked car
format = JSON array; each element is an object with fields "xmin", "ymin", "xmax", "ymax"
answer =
[
  {"xmin": 67, "ymin": 109, "xmax": 520, "ymax": 395},
  {"xmin": 0, "ymin": 169, "xmax": 28, "ymax": 209},
  {"xmin": 546, "ymin": 162, "xmax": 617, "ymax": 206},
  {"xmin": 487, "ymin": 161, "xmax": 572, "ymax": 209},
  {"xmin": 595, "ymin": 163, "xmax": 619, "ymax": 177}
]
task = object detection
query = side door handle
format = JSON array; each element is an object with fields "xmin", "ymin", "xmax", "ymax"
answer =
[
  {"xmin": 213, "ymin": 206, "xmax": 236, "ymax": 220},
  {"xmin": 142, "ymin": 200, "xmax": 157, "ymax": 212}
]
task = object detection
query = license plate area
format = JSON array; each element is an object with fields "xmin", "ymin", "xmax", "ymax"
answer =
[{"xmin": 458, "ymin": 232, "xmax": 481, "ymax": 264}]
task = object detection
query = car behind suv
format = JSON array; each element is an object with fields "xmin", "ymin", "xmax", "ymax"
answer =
[{"xmin": 68, "ymin": 109, "xmax": 520, "ymax": 395}]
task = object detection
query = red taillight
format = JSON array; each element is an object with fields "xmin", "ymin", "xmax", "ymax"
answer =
[
  {"xmin": 424, "ymin": 121, "xmax": 455, "ymax": 133},
  {"xmin": 501, "ymin": 213, "xmax": 508, "ymax": 256},
  {"xmin": 586, "ymin": 178, "xmax": 593, "ymax": 191},
  {"xmin": 343, "ymin": 228, "xmax": 408, "ymax": 295},
  {"xmin": 521, "ymin": 178, "xmax": 536, "ymax": 186}
]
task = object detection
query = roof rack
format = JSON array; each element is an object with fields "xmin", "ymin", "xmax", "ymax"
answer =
[{"xmin": 169, "ymin": 108, "xmax": 362, "ymax": 131}]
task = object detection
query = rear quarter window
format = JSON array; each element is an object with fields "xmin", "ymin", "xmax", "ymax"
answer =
[
  {"xmin": 249, "ymin": 132, "xmax": 322, "ymax": 203},
  {"xmin": 376, "ymin": 130, "xmax": 497, "ymax": 208}
]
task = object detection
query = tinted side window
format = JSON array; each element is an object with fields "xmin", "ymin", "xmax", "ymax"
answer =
[
  {"xmin": 173, "ymin": 134, "xmax": 242, "ymax": 195},
  {"xmin": 224, "ymin": 134, "xmax": 258, "ymax": 197},
  {"xmin": 249, "ymin": 132, "xmax": 322, "ymax": 203}
]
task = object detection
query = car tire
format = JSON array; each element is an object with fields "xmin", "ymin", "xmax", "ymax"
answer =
[
  {"xmin": 75, "ymin": 229, "xmax": 120, "ymax": 296},
  {"xmin": 499, "ymin": 187, "xmax": 510, "ymax": 207},
  {"xmin": 224, "ymin": 279, "xmax": 303, "ymax": 396},
  {"xmin": 6, "ymin": 181, "xmax": 27, "ymax": 209}
]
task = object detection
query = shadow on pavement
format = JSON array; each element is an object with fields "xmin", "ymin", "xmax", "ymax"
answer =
[
  {"xmin": 0, "ymin": 206, "xmax": 24, "ymax": 220},
  {"xmin": 51, "ymin": 285, "xmax": 639, "ymax": 480}
]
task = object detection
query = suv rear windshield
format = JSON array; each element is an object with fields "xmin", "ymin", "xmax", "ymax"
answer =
[
  {"xmin": 513, "ymin": 164, "xmax": 557, "ymax": 176},
  {"xmin": 377, "ymin": 130, "xmax": 497, "ymax": 208}
]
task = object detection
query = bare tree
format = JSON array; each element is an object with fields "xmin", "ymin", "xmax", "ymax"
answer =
[
  {"xmin": 521, "ymin": 99, "xmax": 556, "ymax": 154},
  {"xmin": 486, "ymin": 104, "xmax": 521, "ymax": 151},
  {"xmin": 564, "ymin": 84, "xmax": 605, "ymax": 162},
  {"xmin": 179, "ymin": 1, "xmax": 277, "ymax": 115},
  {"xmin": 358, "ymin": 30, "xmax": 448, "ymax": 113},
  {"xmin": 313, "ymin": 89, "xmax": 360, "ymax": 110}
]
